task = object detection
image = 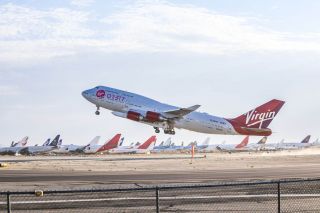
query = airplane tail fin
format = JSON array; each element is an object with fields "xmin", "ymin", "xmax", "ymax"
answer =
[
  {"xmin": 163, "ymin": 138, "xmax": 171, "ymax": 147},
  {"xmin": 42, "ymin": 138, "xmax": 51, "ymax": 146},
  {"xmin": 97, "ymin": 134, "xmax": 121, "ymax": 152},
  {"xmin": 49, "ymin": 135, "xmax": 60, "ymax": 147},
  {"xmin": 119, "ymin": 137, "xmax": 125, "ymax": 146},
  {"xmin": 229, "ymin": 99, "xmax": 285, "ymax": 130},
  {"xmin": 257, "ymin": 136, "xmax": 268, "ymax": 144},
  {"xmin": 57, "ymin": 139, "xmax": 63, "ymax": 147},
  {"xmin": 201, "ymin": 137, "xmax": 210, "ymax": 146},
  {"xmin": 138, "ymin": 136, "xmax": 157, "ymax": 150},
  {"xmin": 88, "ymin": 136, "xmax": 100, "ymax": 146},
  {"xmin": 301, "ymin": 135, "xmax": 311, "ymax": 143},
  {"xmin": 235, "ymin": 136, "xmax": 249, "ymax": 148},
  {"xmin": 12, "ymin": 136, "xmax": 29, "ymax": 147}
]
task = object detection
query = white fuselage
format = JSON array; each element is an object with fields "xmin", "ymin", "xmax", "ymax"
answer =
[
  {"xmin": 109, "ymin": 143, "xmax": 155, "ymax": 154},
  {"xmin": 19, "ymin": 146, "xmax": 57, "ymax": 155},
  {"xmin": 53, "ymin": 145, "xmax": 83, "ymax": 153},
  {"xmin": 82, "ymin": 86, "xmax": 236, "ymax": 135}
]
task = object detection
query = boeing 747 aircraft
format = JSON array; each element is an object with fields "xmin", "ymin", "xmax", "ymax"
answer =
[
  {"xmin": 54, "ymin": 136, "xmax": 101, "ymax": 154},
  {"xmin": 19, "ymin": 135, "xmax": 61, "ymax": 155},
  {"xmin": 82, "ymin": 86, "xmax": 285, "ymax": 136}
]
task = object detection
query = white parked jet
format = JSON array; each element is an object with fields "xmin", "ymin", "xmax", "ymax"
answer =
[
  {"xmin": 83, "ymin": 134, "xmax": 121, "ymax": 154},
  {"xmin": 216, "ymin": 136, "xmax": 250, "ymax": 152},
  {"xmin": 109, "ymin": 136, "xmax": 156, "ymax": 154},
  {"xmin": 243, "ymin": 136, "xmax": 268, "ymax": 151},
  {"xmin": 82, "ymin": 86, "xmax": 285, "ymax": 136},
  {"xmin": 54, "ymin": 136, "xmax": 101, "ymax": 154},
  {"xmin": 0, "ymin": 136, "xmax": 29, "ymax": 155},
  {"xmin": 19, "ymin": 135, "xmax": 61, "ymax": 155},
  {"xmin": 153, "ymin": 137, "xmax": 172, "ymax": 152},
  {"xmin": 276, "ymin": 135, "xmax": 311, "ymax": 150}
]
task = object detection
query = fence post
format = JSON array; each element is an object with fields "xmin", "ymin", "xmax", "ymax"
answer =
[
  {"xmin": 156, "ymin": 186, "xmax": 160, "ymax": 213},
  {"xmin": 6, "ymin": 192, "xmax": 11, "ymax": 213},
  {"xmin": 277, "ymin": 181, "xmax": 281, "ymax": 213}
]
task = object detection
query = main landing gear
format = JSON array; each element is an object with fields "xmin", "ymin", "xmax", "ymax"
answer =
[
  {"xmin": 95, "ymin": 106, "xmax": 100, "ymax": 115},
  {"xmin": 153, "ymin": 127, "xmax": 175, "ymax": 135},
  {"xmin": 164, "ymin": 129, "xmax": 175, "ymax": 135}
]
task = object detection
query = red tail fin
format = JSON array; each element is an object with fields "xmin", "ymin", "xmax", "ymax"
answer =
[
  {"xmin": 231, "ymin": 99, "xmax": 285, "ymax": 129},
  {"xmin": 138, "ymin": 136, "xmax": 157, "ymax": 149},
  {"xmin": 235, "ymin": 136, "xmax": 249, "ymax": 148},
  {"xmin": 97, "ymin": 134, "xmax": 121, "ymax": 152}
]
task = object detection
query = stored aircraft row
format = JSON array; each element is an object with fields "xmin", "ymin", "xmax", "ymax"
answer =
[
  {"xmin": 1, "ymin": 134, "xmax": 318, "ymax": 155},
  {"xmin": 0, "ymin": 134, "xmax": 157, "ymax": 155}
]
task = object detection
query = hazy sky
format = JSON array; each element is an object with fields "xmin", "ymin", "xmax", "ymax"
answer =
[{"xmin": 1, "ymin": 0, "xmax": 319, "ymax": 146}]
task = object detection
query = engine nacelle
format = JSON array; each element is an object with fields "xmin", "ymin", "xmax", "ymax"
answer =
[
  {"xmin": 127, "ymin": 111, "xmax": 143, "ymax": 121},
  {"xmin": 145, "ymin": 111, "xmax": 165, "ymax": 122}
]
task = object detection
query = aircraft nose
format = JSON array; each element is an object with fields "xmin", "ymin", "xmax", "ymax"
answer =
[{"xmin": 82, "ymin": 90, "xmax": 90, "ymax": 98}]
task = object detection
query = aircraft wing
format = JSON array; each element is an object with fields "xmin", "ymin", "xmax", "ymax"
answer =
[{"xmin": 163, "ymin": 105, "xmax": 200, "ymax": 118}]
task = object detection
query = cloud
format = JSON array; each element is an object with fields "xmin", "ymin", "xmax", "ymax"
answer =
[
  {"xmin": 102, "ymin": 1, "xmax": 320, "ymax": 54},
  {"xmin": 70, "ymin": 0, "xmax": 95, "ymax": 7},
  {"xmin": 0, "ymin": 1, "xmax": 320, "ymax": 64}
]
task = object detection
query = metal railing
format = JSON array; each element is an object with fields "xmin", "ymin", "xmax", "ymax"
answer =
[{"xmin": 1, "ymin": 178, "xmax": 320, "ymax": 212}]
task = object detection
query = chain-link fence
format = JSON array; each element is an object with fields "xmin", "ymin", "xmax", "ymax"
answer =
[{"xmin": 1, "ymin": 178, "xmax": 320, "ymax": 212}]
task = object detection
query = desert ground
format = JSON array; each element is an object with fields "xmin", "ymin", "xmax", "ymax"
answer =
[{"xmin": 1, "ymin": 148, "xmax": 320, "ymax": 191}]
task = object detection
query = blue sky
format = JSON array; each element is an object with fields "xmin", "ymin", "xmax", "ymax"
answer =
[{"xmin": 0, "ymin": 0, "xmax": 319, "ymax": 146}]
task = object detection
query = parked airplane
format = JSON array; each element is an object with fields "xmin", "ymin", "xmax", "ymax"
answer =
[
  {"xmin": 276, "ymin": 135, "xmax": 311, "ymax": 150},
  {"xmin": 54, "ymin": 136, "xmax": 101, "ymax": 154},
  {"xmin": 196, "ymin": 137, "xmax": 210, "ymax": 150},
  {"xmin": 82, "ymin": 86, "xmax": 285, "ymax": 136},
  {"xmin": 83, "ymin": 134, "xmax": 121, "ymax": 154},
  {"xmin": 0, "ymin": 136, "xmax": 29, "ymax": 155},
  {"xmin": 19, "ymin": 135, "xmax": 61, "ymax": 155},
  {"xmin": 109, "ymin": 136, "xmax": 156, "ymax": 154},
  {"xmin": 216, "ymin": 136, "xmax": 249, "ymax": 152},
  {"xmin": 153, "ymin": 138, "xmax": 172, "ymax": 152},
  {"xmin": 11, "ymin": 136, "xmax": 29, "ymax": 147},
  {"xmin": 244, "ymin": 136, "xmax": 268, "ymax": 151}
]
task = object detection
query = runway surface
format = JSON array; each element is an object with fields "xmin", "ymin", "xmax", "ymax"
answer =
[
  {"xmin": 2, "ymin": 153, "xmax": 320, "ymax": 212},
  {"xmin": 1, "ymin": 152, "xmax": 320, "ymax": 190},
  {"xmin": 1, "ymin": 165, "xmax": 320, "ymax": 185},
  {"xmin": 0, "ymin": 156, "xmax": 204, "ymax": 163}
]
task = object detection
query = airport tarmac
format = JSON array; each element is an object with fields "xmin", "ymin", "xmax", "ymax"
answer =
[{"xmin": 1, "ymin": 149, "xmax": 320, "ymax": 191}]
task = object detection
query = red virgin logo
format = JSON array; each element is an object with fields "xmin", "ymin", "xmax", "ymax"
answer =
[{"xmin": 96, "ymin": 90, "xmax": 105, "ymax": 98}]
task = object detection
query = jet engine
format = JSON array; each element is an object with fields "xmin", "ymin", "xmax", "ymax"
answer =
[
  {"xmin": 145, "ymin": 111, "xmax": 165, "ymax": 122},
  {"xmin": 127, "ymin": 111, "xmax": 143, "ymax": 121}
]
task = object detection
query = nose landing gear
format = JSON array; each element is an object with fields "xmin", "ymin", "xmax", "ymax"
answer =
[
  {"xmin": 95, "ymin": 106, "xmax": 100, "ymax": 115},
  {"xmin": 154, "ymin": 127, "xmax": 160, "ymax": 133}
]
